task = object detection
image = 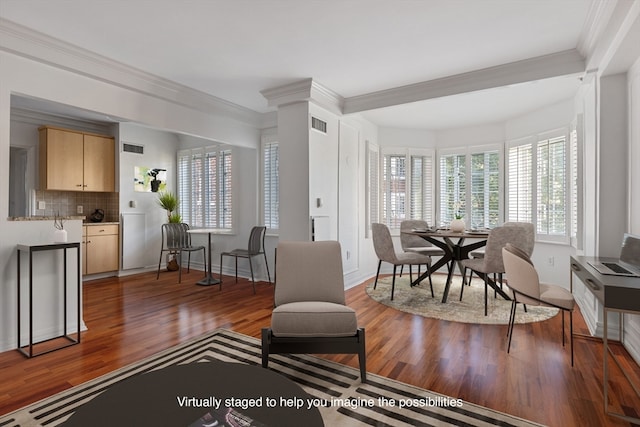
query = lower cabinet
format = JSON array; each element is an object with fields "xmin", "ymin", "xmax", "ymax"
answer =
[{"xmin": 84, "ymin": 224, "xmax": 119, "ymax": 275}]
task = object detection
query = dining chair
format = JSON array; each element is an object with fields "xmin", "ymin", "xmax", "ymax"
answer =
[
  {"xmin": 371, "ymin": 223, "xmax": 433, "ymax": 300},
  {"xmin": 219, "ymin": 225, "xmax": 270, "ymax": 294},
  {"xmin": 156, "ymin": 222, "xmax": 206, "ymax": 283},
  {"xmin": 464, "ymin": 221, "xmax": 534, "ymax": 289},
  {"xmin": 261, "ymin": 240, "xmax": 366, "ymax": 381},
  {"xmin": 459, "ymin": 224, "xmax": 532, "ymax": 315},
  {"xmin": 502, "ymin": 243, "xmax": 575, "ymax": 366},
  {"xmin": 399, "ymin": 220, "xmax": 445, "ymax": 282}
]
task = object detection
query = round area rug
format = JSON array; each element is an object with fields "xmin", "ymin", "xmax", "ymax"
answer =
[{"xmin": 366, "ymin": 274, "xmax": 559, "ymax": 325}]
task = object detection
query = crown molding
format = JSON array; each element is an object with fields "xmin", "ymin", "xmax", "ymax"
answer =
[
  {"xmin": 577, "ymin": 0, "xmax": 618, "ymax": 59},
  {"xmin": 343, "ymin": 49, "xmax": 585, "ymax": 114},
  {"xmin": 0, "ymin": 19, "xmax": 263, "ymax": 128},
  {"xmin": 260, "ymin": 78, "xmax": 344, "ymax": 115}
]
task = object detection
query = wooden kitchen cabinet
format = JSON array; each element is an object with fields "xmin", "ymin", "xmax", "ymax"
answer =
[
  {"xmin": 84, "ymin": 224, "xmax": 119, "ymax": 275},
  {"xmin": 39, "ymin": 126, "xmax": 115, "ymax": 192}
]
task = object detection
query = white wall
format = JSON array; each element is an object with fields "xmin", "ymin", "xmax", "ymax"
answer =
[{"xmin": 118, "ymin": 123, "xmax": 179, "ymax": 272}]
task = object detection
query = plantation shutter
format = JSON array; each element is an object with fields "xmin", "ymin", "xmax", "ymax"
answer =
[
  {"xmin": 383, "ymin": 154, "xmax": 406, "ymax": 229},
  {"xmin": 263, "ymin": 141, "xmax": 279, "ymax": 230},
  {"xmin": 410, "ymin": 154, "xmax": 433, "ymax": 225},
  {"xmin": 176, "ymin": 146, "xmax": 233, "ymax": 229},
  {"xmin": 470, "ymin": 151, "xmax": 500, "ymax": 228},
  {"xmin": 439, "ymin": 153, "xmax": 466, "ymax": 226},
  {"xmin": 507, "ymin": 143, "xmax": 533, "ymax": 223},
  {"xmin": 537, "ymin": 136, "xmax": 566, "ymax": 236},
  {"xmin": 366, "ymin": 142, "xmax": 380, "ymax": 236}
]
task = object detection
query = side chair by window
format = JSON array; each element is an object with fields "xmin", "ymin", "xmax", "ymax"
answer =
[
  {"xmin": 220, "ymin": 225, "xmax": 271, "ymax": 294},
  {"xmin": 261, "ymin": 240, "xmax": 366, "ymax": 381},
  {"xmin": 459, "ymin": 224, "xmax": 533, "ymax": 315},
  {"xmin": 502, "ymin": 243, "xmax": 575, "ymax": 366},
  {"xmin": 372, "ymin": 223, "xmax": 433, "ymax": 300},
  {"xmin": 156, "ymin": 223, "xmax": 206, "ymax": 284}
]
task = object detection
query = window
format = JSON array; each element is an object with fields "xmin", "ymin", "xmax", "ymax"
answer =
[
  {"xmin": 570, "ymin": 115, "xmax": 583, "ymax": 249},
  {"xmin": 380, "ymin": 148, "xmax": 434, "ymax": 230},
  {"xmin": 383, "ymin": 154, "xmax": 406, "ymax": 229},
  {"xmin": 262, "ymin": 141, "xmax": 279, "ymax": 230},
  {"xmin": 438, "ymin": 146, "xmax": 501, "ymax": 229},
  {"xmin": 439, "ymin": 153, "xmax": 466, "ymax": 226},
  {"xmin": 470, "ymin": 150, "xmax": 500, "ymax": 228},
  {"xmin": 507, "ymin": 129, "xmax": 569, "ymax": 242},
  {"xmin": 365, "ymin": 141, "xmax": 380, "ymax": 236},
  {"xmin": 177, "ymin": 146, "xmax": 233, "ymax": 229}
]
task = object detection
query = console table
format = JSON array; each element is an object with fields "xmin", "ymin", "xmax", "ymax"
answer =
[
  {"xmin": 570, "ymin": 255, "xmax": 640, "ymax": 424},
  {"xmin": 17, "ymin": 242, "xmax": 81, "ymax": 357}
]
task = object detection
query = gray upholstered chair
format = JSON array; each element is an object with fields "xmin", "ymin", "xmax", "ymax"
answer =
[
  {"xmin": 156, "ymin": 222, "xmax": 206, "ymax": 283},
  {"xmin": 399, "ymin": 220, "xmax": 445, "ymax": 281},
  {"xmin": 261, "ymin": 240, "xmax": 366, "ymax": 381},
  {"xmin": 460, "ymin": 224, "xmax": 533, "ymax": 315},
  {"xmin": 502, "ymin": 244, "xmax": 575, "ymax": 366},
  {"xmin": 464, "ymin": 221, "xmax": 534, "ymax": 287},
  {"xmin": 220, "ymin": 226, "xmax": 271, "ymax": 294},
  {"xmin": 372, "ymin": 223, "xmax": 433, "ymax": 300}
]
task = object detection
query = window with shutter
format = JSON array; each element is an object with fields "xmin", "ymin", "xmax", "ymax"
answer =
[
  {"xmin": 410, "ymin": 154, "xmax": 434, "ymax": 226},
  {"xmin": 383, "ymin": 154, "xmax": 406, "ymax": 229},
  {"xmin": 262, "ymin": 141, "xmax": 279, "ymax": 230},
  {"xmin": 507, "ymin": 129, "xmax": 569, "ymax": 243},
  {"xmin": 439, "ymin": 153, "xmax": 466, "ymax": 226},
  {"xmin": 177, "ymin": 146, "xmax": 233, "ymax": 229},
  {"xmin": 365, "ymin": 142, "xmax": 380, "ymax": 237},
  {"xmin": 470, "ymin": 150, "xmax": 500, "ymax": 228}
]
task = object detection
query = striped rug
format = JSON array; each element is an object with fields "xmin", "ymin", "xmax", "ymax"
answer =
[{"xmin": 1, "ymin": 329, "xmax": 545, "ymax": 427}]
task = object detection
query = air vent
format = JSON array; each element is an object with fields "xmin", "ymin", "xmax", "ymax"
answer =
[
  {"xmin": 123, "ymin": 143, "xmax": 144, "ymax": 154},
  {"xmin": 311, "ymin": 117, "xmax": 327, "ymax": 134}
]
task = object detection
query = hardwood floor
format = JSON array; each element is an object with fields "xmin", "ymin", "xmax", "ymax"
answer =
[{"xmin": 1, "ymin": 270, "xmax": 639, "ymax": 426}]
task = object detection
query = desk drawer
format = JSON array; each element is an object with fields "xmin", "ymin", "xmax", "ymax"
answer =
[{"xmin": 570, "ymin": 258, "xmax": 605, "ymax": 303}]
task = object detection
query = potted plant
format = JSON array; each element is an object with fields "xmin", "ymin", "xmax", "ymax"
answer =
[
  {"xmin": 157, "ymin": 191, "xmax": 180, "ymax": 223},
  {"xmin": 450, "ymin": 203, "xmax": 465, "ymax": 232},
  {"xmin": 157, "ymin": 191, "xmax": 182, "ymax": 270}
]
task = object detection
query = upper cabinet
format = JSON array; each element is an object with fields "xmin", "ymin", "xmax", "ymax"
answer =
[{"xmin": 39, "ymin": 126, "xmax": 115, "ymax": 192}]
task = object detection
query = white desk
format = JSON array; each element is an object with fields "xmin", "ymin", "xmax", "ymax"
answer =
[{"xmin": 186, "ymin": 228, "xmax": 230, "ymax": 287}]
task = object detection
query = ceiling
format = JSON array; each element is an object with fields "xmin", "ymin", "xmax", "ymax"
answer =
[{"xmin": 0, "ymin": 0, "xmax": 596, "ymax": 130}]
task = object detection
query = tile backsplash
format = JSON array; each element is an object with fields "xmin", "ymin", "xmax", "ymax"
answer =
[{"xmin": 35, "ymin": 190, "xmax": 119, "ymax": 222}]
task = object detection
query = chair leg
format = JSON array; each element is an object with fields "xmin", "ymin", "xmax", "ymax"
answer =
[
  {"xmin": 187, "ymin": 252, "xmax": 191, "ymax": 273},
  {"xmin": 178, "ymin": 250, "xmax": 183, "ymax": 284},
  {"xmin": 391, "ymin": 265, "xmax": 398, "ymax": 301},
  {"xmin": 460, "ymin": 268, "xmax": 467, "ymax": 301},
  {"xmin": 484, "ymin": 273, "xmax": 488, "ymax": 316},
  {"xmin": 157, "ymin": 251, "xmax": 164, "ymax": 279},
  {"xmin": 261, "ymin": 328, "xmax": 270, "ymax": 368},
  {"xmin": 570, "ymin": 310, "xmax": 574, "ymax": 367},
  {"xmin": 428, "ymin": 264, "xmax": 434, "ymax": 298},
  {"xmin": 219, "ymin": 254, "xmax": 224, "ymax": 284},
  {"xmin": 562, "ymin": 310, "xmax": 565, "ymax": 347},
  {"xmin": 374, "ymin": 260, "xmax": 382, "ymax": 289},
  {"xmin": 399, "ymin": 265, "xmax": 404, "ymax": 277},
  {"xmin": 235, "ymin": 257, "xmax": 239, "ymax": 282},
  {"xmin": 357, "ymin": 328, "xmax": 367, "ymax": 382},
  {"xmin": 507, "ymin": 300, "xmax": 517, "ymax": 353},
  {"xmin": 409, "ymin": 264, "xmax": 413, "ymax": 283},
  {"xmin": 263, "ymin": 252, "xmax": 271, "ymax": 283},
  {"xmin": 249, "ymin": 257, "xmax": 256, "ymax": 294}
]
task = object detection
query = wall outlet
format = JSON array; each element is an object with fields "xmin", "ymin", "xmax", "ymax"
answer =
[
  {"xmin": 77, "ymin": 205, "xmax": 83, "ymax": 214},
  {"xmin": 38, "ymin": 200, "xmax": 45, "ymax": 210},
  {"xmin": 547, "ymin": 256, "xmax": 555, "ymax": 266}
]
